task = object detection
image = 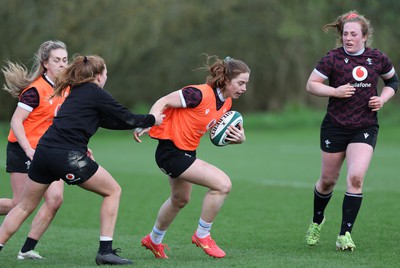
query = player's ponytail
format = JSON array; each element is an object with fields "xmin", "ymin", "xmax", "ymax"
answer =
[{"xmin": 53, "ymin": 54, "xmax": 105, "ymax": 97}]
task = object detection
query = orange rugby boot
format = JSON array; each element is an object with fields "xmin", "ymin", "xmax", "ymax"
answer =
[
  {"xmin": 141, "ymin": 234, "xmax": 169, "ymax": 259},
  {"xmin": 191, "ymin": 232, "xmax": 226, "ymax": 258}
]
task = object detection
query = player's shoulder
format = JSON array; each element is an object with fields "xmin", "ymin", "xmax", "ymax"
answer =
[
  {"xmin": 319, "ymin": 48, "xmax": 345, "ymax": 62},
  {"xmin": 326, "ymin": 47, "xmax": 344, "ymax": 56},
  {"xmin": 363, "ymin": 47, "xmax": 389, "ymax": 59},
  {"xmin": 182, "ymin": 86, "xmax": 202, "ymax": 94},
  {"xmin": 77, "ymin": 82, "xmax": 104, "ymax": 94}
]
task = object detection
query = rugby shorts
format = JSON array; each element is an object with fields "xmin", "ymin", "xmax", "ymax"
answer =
[
  {"xmin": 28, "ymin": 145, "xmax": 99, "ymax": 185},
  {"xmin": 6, "ymin": 141, "xmax": 31, "ymax": 173},
  {"xmin": 320, "ymin": 116, "xmax": 378, "ymax": 153},
  {"xmin": 155, "ymin": 139, "xmax": 196, "ymax": 178}
]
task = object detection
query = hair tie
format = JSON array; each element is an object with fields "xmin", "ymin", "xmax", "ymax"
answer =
[
  {"xmin": 83, "ymin": 56, "xmax": 88, "ymax": 63},
  {"xmin": 347, "ymin": 13, "xmax": 358, "ymax": 19},
  {"xmin": 224, "ymin": 56, "xmax": 232, "ymax": 63}
]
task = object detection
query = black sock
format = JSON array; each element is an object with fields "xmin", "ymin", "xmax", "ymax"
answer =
[
  {"xmin": 0, "ymin": 245, "xmax": 3, "ymax": 252},
  {"xmin": 312, "ymin": 187, "xmax": 332, "ymax": 224},
  {"xmin": 98, "ymin": 240, "xmax": 113, "ymax": 254},
  {"xmin": 21, "ymin": 237, "xmax": 38, "ymax": 253},
  {"xmin": 340, "ymin": 192, "xmax": 363, "ymax": 235}
]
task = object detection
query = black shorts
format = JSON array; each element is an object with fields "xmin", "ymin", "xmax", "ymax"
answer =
[
  {"xmin": 6, "ymin": 141, "xmax": 31, "ymax": 173},
  {"xmin": 28, "ymin": 145, "xmax": 99, "ymax": 185},
  {"xmin": 155, "ymin": 140, "xmax": 196, "ymax": 178},
  {"xmin": 320, "ymin": 116, "xmax": 379, "ymax": 153}
]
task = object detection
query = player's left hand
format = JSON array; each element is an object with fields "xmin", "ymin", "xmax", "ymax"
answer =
[
  {"xmin": 133, "ymin": 127, "xmax": 150, "ymax": 143},
  {"xmin": 368, "ymin": 96, "xmax": 384, "ymax": 111},
  {"xmin": 225, "ymin": 123, "xmax": 246, "ymax": 144}
]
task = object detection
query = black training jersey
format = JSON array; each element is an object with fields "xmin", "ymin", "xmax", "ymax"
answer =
[
  {"xmin": 39, "ymin": 82, "xmax": 155, "ymax": 152},
  {"xmin": 314, "ymin": 47, "xmax": 394, "ymax": 129}
]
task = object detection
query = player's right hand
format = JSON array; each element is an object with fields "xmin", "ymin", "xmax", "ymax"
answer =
[{"xmin": 335, "ymin": 83, "xmax": 356, "ymax": 98}]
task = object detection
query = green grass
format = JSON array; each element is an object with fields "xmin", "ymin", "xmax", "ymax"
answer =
[{"xmin": 0, "ymin": 111, "xmax": 399, "ymax": 267}]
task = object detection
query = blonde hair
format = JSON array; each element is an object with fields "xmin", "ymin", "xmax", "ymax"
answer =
[
  {"xmin": 53, "ymin": 54, "xmax": 105, "ymax": 97},
  {"xmin": 323, "ymin": 10, "xmax": 373, "ymax": 48},
  {"xmin": 2, "ymin": 40, "xmax": 67, "ymax": 98}
]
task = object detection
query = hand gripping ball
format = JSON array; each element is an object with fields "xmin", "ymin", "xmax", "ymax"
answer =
[{"xmin": 210, "ymin": 111, "xmax": 243, "ymax": 146}]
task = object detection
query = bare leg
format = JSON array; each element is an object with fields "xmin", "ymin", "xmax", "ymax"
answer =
[
  {"xmin": 79, "ymin": 166, "xmax": 121, "ymax": 238},
  {"xmin": 76, "ymin": 166, "xmax": 132, "ymax": 265},
  {"xmin": 316, "ymin": 151, "xmax": 345, "ymax": 194},
  {"xmin": 181, "ymin": 159, "xmax": 231, "ymax": 223},
  {"xmin": 27, "ymin": 179, "xmax": 64, "ymax": 240},
  {"xmin": 0, "ymin": 173, "xmax": 28, "ymax": 215},
  {"xmin": 144, "ymin": 159, "xmax": 230, "ymax": 259},
  {"xmin": 345, "ymin": 143, "xmax": 373, "ymax": 193},
  {"xmin": 155, "ymin": 158, "xmax": 231, "ymax": 229},
  {"xmin": 311, "ymin": 151, "xmax": 345, "ymax": 223},
  {"xmin": 0, "ymin": 180, "xmax": 49, "ymax": 245},
  {"xmin": 338, "ymin": 143, "xmax": 373, "ymax": 236},
  {"xmin": 155, "ymin": 178, "xmax": 192, "ymax": 230}
]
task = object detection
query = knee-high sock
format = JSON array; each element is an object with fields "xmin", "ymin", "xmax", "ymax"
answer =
[
  {"xmin": 313, "ymin": 187, "xmax": 332, "ymax": 224},
  {"xmin": 340, "ymin": 192, "xmax": 363, "ymax": 235}
]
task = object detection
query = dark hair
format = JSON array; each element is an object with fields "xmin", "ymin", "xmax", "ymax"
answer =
[
  {"xmin": 53, "ymin": 54, "xmax": 105, "ymax": 97},
  {"xmin": 203, "ymin": 55, "xmax": 250, "ymax": 90},
  {"xmin": 323, "ymin": 10, "xmax": 373, "ymax": 47}
]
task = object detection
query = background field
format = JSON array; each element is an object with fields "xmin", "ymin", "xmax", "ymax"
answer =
[{"xmin": 0, "ymin": 110, "xmax": 399, "ymax": 267}]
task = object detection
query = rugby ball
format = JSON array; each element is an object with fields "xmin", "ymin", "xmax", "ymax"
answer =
[{"xmin": 210, "ymin": 111, "xmax": 243, "ymax": 146}]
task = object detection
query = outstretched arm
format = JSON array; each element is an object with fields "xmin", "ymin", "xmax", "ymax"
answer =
[{"xmin": 133, "ymin": 90, "xmax": 182, "ymax": 143}]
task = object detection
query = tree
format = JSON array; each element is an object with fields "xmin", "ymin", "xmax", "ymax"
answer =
[{"xmin": 0, "ymin": 0, "xmax": 398, "ymax": 121}]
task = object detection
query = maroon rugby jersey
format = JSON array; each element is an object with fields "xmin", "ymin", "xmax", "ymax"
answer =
[{"xmin": 314, "ymin": 47, "xmax": 394, "ymax": 129}]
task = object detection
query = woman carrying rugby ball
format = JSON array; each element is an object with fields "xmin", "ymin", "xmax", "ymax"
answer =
[{"xmin": 134, "ymin": 55, "xmax": 250, "ymax": 259}]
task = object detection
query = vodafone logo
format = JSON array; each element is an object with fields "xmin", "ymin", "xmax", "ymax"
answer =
[{"xmin": 352, "ymin": 66, "xmax": 368, "ymax": 81}]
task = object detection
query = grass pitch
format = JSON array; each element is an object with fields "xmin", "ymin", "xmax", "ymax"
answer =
[{"xmin": 0, "ymin": 112, "xmax": 399, "ymax": 267}]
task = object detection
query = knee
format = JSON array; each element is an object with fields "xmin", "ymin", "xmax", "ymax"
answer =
[
  {"xmin": 349, "ymin": 175, "xmax": 363, "ymax": 189},
  {"xmin": 113, "ymin": 184, "xmax": 122, "ymax": 199},
  {"xmin": 215, "ymin": 176, "xmax": 232, "ymax": 195},
  {"xmin": 319, "ymin": 175, "xmax": 339, "ymax": 191},
  {"xmin": 46, "ymin": 193, "xmax": 64, "ymax": 211},
  {"xmin": 319, "ymin": 180, "xmax": 335, "ymax": 191},
  {"xmin": 171, "ymin": 194, "xmax": 190, "ymax": 209},
  {"xmin": 222, "ymin": 180, "xmax": 232, "ymax": 195}
]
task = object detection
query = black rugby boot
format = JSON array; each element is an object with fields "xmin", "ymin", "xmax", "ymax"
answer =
[{"xmin": 95, "ymin": 248, "xmax": 133, "ymax": 265}]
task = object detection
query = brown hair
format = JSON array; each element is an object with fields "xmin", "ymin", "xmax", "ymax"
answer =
[
  {"xmin": 323, "ymin": 10, "xmax": 373, "ymax": 47},
  {"xmin": 53, "ymin": 54, "xmax": 105, "ymax": 97},
  {"xmin": 203, "ymin": 55, "xmax": 250, "ymax": 90}
]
